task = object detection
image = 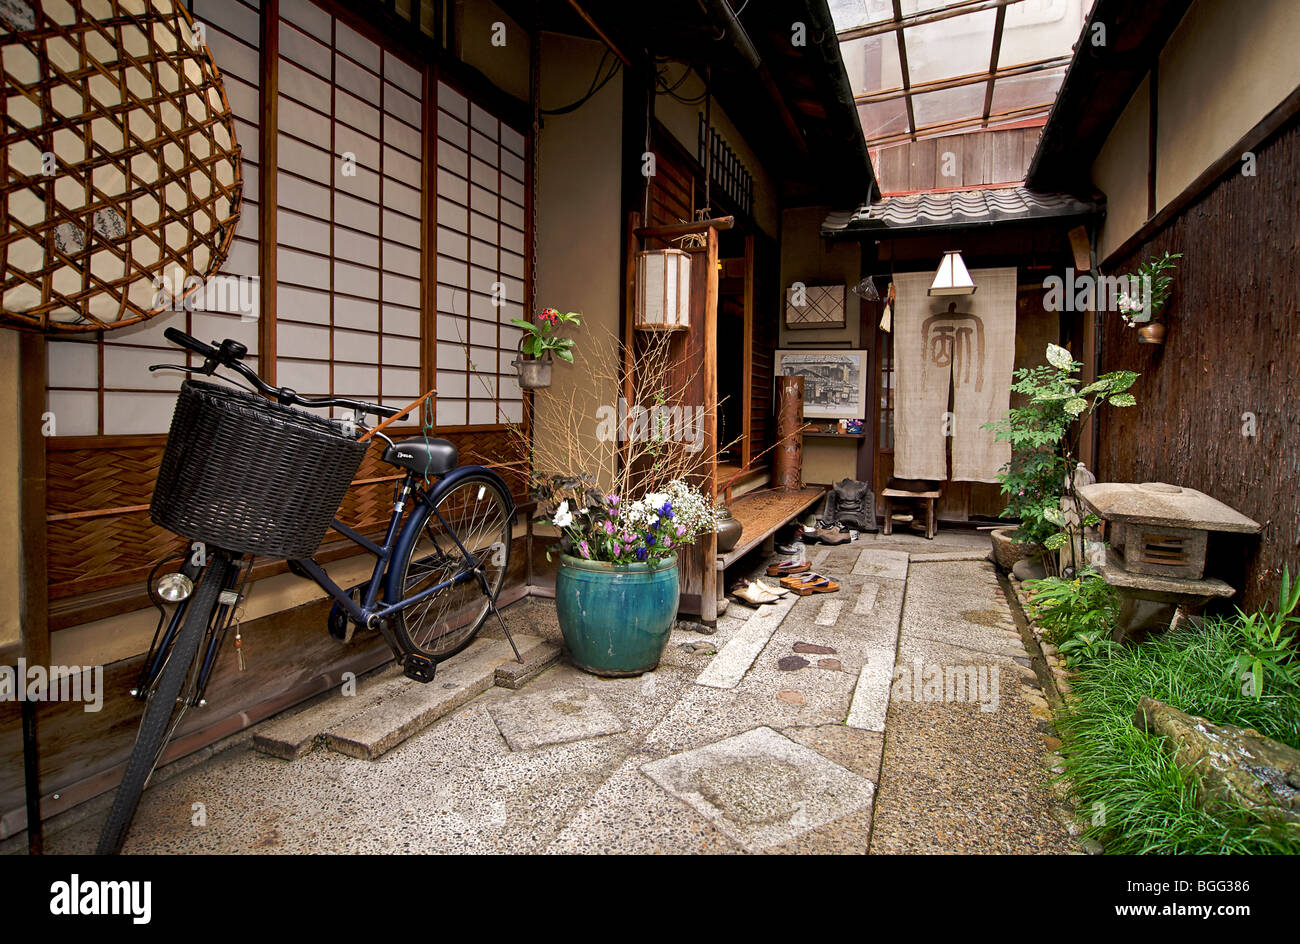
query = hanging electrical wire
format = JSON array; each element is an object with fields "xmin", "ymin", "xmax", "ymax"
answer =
[{"xmin": 539, "ymin": 48, "xmax": 621, "ymax": 115}]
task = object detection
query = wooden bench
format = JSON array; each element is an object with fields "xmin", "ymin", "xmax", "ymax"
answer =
[{"xmin": 713, "ymin": 486, "xmax": 827, "ymax": 610}]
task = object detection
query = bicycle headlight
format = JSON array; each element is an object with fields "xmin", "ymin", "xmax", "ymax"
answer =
[{"xmin": 157, "ymin": 572, "xmax": 195, "ymax": 603}]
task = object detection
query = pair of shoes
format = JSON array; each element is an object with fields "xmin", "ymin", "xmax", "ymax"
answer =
[
  {"xmin": 811, "ymin": 527, "xmax": 850, "ymax": 545},
  {"xmin": 778, "ymin": 572, "xmax": 841, "ymax": 595},
  {"xmin": 731, "ymin": 578, "xmax": 790, "ymax": 606},
  {"xmin": 767, "ymin": 559, "xmax": 810, "ymax": 577},
  {"xmin": 774, "ymin": 541, "xmax": 802, "ymax": 555}
]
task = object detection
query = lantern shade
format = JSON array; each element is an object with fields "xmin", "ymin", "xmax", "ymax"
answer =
[
  {"xmin": 928, "ymin": 250, "xmax": 977, "ymax": 296},
  {"xmin": 635, "ymin": 249, "xmax": 691, "ymax": 331}
]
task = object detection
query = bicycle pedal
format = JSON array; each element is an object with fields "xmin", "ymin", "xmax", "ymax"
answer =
[{"xmin": 402, "ymin": 653, "xmax": 437, "ymax": 683}]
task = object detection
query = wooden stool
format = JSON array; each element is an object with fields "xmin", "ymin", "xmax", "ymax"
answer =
[{"xmin": 880, "ymin": 487, "xmax": 941, "ymax": 539}]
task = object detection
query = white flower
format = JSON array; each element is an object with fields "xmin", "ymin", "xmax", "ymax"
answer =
[{"xmin": 552, "ymin": 500, "xmax": 573, "ymax": 528}]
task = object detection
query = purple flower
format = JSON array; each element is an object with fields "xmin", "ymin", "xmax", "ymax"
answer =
[
  {"xmin": 663, "ymin": 536, "xmax": 672, "ymax": 548},
  {"xmin": 607, "ymin": 493, "xmax": 619, "ymax": 507},
  {"xmin": 578, "ymin": 540, "xmax": 591, "ymax": 558},
  {"xmin": 612, "ymin": 542, "xmax": 622, "ymax": 556},
  {"xmin": 622, "ymin": 532, "xmax": 636, "ymax": 544},
  {"xmin": 660, "ymin": 501, "xmax": 674, "ymax": 518},
  {"xmin": 646, "ymin": 533, "xmax": 656, "ymax": 546},
  {"xmin": 603, "ymin": 519, "xmax": 615, "ymax": 534},
  {"xmin": 675, "ymin": 524, "xmax": 686, "ymax": 537},
  {"xmin": 635, "ymin": 546, "xmax": 647, "ymax": 561}
]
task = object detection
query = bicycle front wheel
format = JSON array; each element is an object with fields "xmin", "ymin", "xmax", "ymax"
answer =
[
  {"xmin": 392, "ymin": 473, "xmax": 513, "ymax": 660},
  {"xmin": 97, "ymin": 553, "xmax": 235, "ymax": 855}
]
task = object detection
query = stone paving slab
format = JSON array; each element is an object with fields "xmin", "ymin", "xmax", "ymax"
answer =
[
  {"xmin": 488, "ymin": 687, "xmax": 627, "ymax": 751},
  {"xmin": 323, "ymin": 635, "xmax": 545, "ymax": 760},
  {"xmin": 851, "ymin": 548, "xmax": 910, "ymax": 581},
  {"xmin": 908, "ymin": 550, "xmax": 993, "ymax": 562},
  {"xmin": 845, "ymin": 647, "xmax": 897, "ymax": 732},
  {"xmin": 640, "ymin": 726, "xmax": 876, "ymax": 853},
  {"xmin": 694, "ymin": 592, "xmax": 797, "ymax": 689}
]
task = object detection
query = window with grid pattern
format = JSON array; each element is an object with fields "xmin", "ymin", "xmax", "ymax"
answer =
[
  {"xmin": 433, "ymin": 80, "xmax": 526, "ymax": 428},
  {"xmin": 44, "ymin": 0, "xmax": 263, "ymax": 436},
  {"xmin": 273, "ymin": 0, "xmax": 422, "ymax": 413}
]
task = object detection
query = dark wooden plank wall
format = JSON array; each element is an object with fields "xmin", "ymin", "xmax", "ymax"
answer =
[{"xmin": 1096, "ymin": 117, "xmax": 1300, "ymax": 613}]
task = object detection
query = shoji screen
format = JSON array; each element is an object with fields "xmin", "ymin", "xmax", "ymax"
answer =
[
  {"xmin": 44, "ymin": 0, "xmax": 263, "ymax": 435},
  {"xmin": 434, "ymin": 80, "xmax": 526, "ymax": 428},
  {"xmin": 274, "ymin": 0, "xmax": 423, "ymax": 412}
]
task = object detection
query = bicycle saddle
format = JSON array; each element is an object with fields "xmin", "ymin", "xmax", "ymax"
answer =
[{"xmin": 382, "ymin": 438, "xmax": 458, "ymax": 477}]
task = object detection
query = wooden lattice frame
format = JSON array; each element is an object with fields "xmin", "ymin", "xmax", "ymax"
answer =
[{"xmin": 0, "ymin": 0, "xmax": 242, "ymax": 332}]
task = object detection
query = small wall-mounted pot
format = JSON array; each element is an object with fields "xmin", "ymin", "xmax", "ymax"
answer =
[
  {"xmin": 1137, "ymin": 321, "xmax": 1166, "ymax": 345},
  {"xmin": 513, "ymin": 353, "xmax": 553, "ymax": 389}
]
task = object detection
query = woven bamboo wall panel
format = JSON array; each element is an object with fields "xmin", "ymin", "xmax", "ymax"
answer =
[{"xmin": 46, "ymin": 426, "xmax": 528, "ymax": 601}]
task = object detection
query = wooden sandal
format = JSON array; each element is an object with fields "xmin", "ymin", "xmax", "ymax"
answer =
[
  {"xmin": 780, "ymin": 572, "xmax": 841, "ymax": 595},
  {"xmin": 767, "ymin": 559, "xmax": 810, "ymax": 577}
]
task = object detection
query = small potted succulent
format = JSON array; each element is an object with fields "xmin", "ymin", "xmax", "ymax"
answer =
[{"xmin": 511, "ymin": 306, "xmax": 581, "ymax": 389}]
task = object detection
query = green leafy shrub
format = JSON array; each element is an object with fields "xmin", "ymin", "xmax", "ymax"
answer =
[
  {"xmin": 1024, "ymin": 570, "xmax": 1119, "ymax": 667},
  {"xmin": 1225, "ymin": 567, "xmax": 1300, "ymax": 700},
  {"xmin": 985, "ymin": 344, "xmax": 1137, "ymax": 563}
]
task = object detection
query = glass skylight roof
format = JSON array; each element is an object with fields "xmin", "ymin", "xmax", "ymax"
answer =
[{"xmin": 829, "ymin": 0, "xmax": 1094, "ymax": 147}]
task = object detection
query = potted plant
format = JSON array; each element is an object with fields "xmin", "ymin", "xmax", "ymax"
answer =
[
  {"xmin": 534, "ymin": 474, "xmax": 719, "ymax": 676},
  {"xmin": 985, "ymin": 343, "xmax": 1140, "ymax": 576},
  {"xmin": 1116, "ymin": 251, "xmax": 1181, "ymax": 344},
  {"xmin": 510, "ymin": 306, "xmax": 581, "ymax": 389}
]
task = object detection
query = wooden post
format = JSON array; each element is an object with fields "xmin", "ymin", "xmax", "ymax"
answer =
[
  {"xmin": 701, "ymin": 226, "xmax": 719, "ymax": 623},
  {"xmin": 19, "ymin": 331, "xmax": 48, "ymax": 853},
  {"xmin": 741, "ymin": 233, "xmax": 754, "ymax": 467}
]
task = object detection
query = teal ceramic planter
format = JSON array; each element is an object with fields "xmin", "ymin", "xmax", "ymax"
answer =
[{"xmin": 555, "ymin": 553, "xmax": 680, "ymax": 676}]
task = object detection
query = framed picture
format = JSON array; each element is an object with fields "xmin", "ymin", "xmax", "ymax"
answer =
[
  {"xmin": 784, "ymin": 283, "xmax": 846, "ymax": 329},
  {"xmin": 775, "ymin": 349, "xmax": 868, "ymax": 419}
]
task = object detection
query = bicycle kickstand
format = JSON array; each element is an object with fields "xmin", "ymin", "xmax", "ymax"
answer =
[{"xmin": 487, "ymin": 596, "xmax": 524, "ymax": 663}]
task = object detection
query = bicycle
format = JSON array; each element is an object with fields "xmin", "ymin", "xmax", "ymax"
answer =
[{"xmin": 97, "ymin": 327, "xmax": 522, "ymax": 855}]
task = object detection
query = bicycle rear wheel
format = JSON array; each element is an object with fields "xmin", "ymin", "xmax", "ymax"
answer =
[
  {"xmin": 392, "ymin": 473, "xmax": 512, "ymax": 660},
  {"xmin": 97, "ymin": 554, "xmax": 235, "ymax": 855}
]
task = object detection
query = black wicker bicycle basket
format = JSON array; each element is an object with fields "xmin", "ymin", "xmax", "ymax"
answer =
[{"xmin": 151, "ymin": 380, "xmax": 366, "ymax": 559}]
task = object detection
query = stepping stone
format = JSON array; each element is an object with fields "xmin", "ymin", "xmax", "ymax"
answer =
[
  {"xmin": 778, "ymin": 656, "xmax": 809, "ymax": 671},
  {"xmin": 818, "ymin": 658, "xmax": 842, "ymax": 672},
  {"xmin": 488, "ymin": 687, "xmax": 626, "ymax": 751},
  {"xmin": 777, "ymin": 690, "xmax": 805, "ymax": 705},
  {"xmin": 252, "ymin": 666, "xmax": 409, "ymax": 760},
  {"xmin": 321, "ymin": 634, "xmax": 544, "ymax": 760},
  {"xmin": 793, "ymin": 642, "xmax": 836, "ymax": 655},
  {"xmin": 640, "ymin": 726, "xmax": 875, "ymax": 852}
]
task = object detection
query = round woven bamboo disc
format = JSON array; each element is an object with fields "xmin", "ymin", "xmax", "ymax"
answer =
[{"xmin": 1, "ymin": 0, "xmax": 242, "ymax": 332}]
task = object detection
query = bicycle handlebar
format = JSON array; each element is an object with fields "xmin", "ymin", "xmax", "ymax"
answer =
[{"xmin": 161, "ymin": 327, "xmax": 400, "ymax": 419}]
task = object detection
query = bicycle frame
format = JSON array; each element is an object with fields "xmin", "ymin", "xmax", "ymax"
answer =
[{"xmin": 288, "ymin": 463, "xmax": 515, "ymax": 635}]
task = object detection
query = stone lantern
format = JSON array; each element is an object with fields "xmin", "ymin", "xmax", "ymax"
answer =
[{"xmin": 1076, "ymin": 482, "xmax": 1261, "ymax": 639}]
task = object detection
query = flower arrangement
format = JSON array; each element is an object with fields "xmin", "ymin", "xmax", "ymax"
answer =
[
  {"xmin": 511, "ymin": 306, "xmax": 582, "ymax": 362},
  {"xmin": 1116, "ymin": 251, "xmax": 1181, "ymax": 326},
  {"xmin": 532, "ymin": 473, "xmax": 719, "ymax": 567}
]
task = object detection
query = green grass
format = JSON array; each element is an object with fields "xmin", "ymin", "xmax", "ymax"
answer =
[{"xmin": 1055, "ymin": 617, "xmax": 1300, "ymax": 854}]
